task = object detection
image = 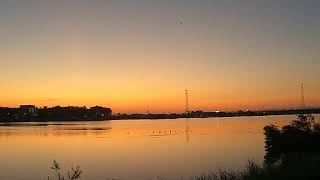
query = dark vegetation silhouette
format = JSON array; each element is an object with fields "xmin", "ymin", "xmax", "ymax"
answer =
[
  {"xmin": 1, "ymin": 105, "xmax": 320, "ymax": 122},
  {"xmin": 264, "ymin": 114, "xmax": 320, "ymax": 157},
  {"xmin": 261, "ymin": 114, "xmax": 320, "ymax": 179},
  {"xmin": 0, "ymin": 106, "xmax": 112, "ymax": 121},
  {"xmin": 38, "ymin": 106, "xmax": 112, "ymax": 121},
  {"xmin": 48, "ymin": 160, "xmax": 82, "ymax": 180}
]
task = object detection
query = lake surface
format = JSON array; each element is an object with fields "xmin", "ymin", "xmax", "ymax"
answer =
[{"xmin": 1, "ymin": 115, "xmax": 318, "ymax": 180}]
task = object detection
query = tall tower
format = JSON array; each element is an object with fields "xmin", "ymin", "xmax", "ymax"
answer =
[
  {"xmin": 301, "ymin": 83, "xmax": 305, "ymax": 109},
  {"xmin": 185, "ymin": 89, "xmax": 189, "ymax": 114}
]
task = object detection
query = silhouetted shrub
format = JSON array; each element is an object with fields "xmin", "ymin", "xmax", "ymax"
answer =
[
  {"xmin": 264, "ymin": 114, "xmax": 320, "ymax": 154},
  {"xmin": 262, "ymin": 114, "xmax": 320, "ymax": 177},
  {"xmin": 48, "ymin": 160, "xmax": 82, "ymax": 180}
]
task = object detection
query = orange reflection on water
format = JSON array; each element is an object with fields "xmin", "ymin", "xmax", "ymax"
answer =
[{"xmin": 0, "ymin": 115, "xmax": 303, "ymax": 180}]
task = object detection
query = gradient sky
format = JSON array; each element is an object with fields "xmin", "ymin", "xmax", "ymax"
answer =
[{"xmin": 0, "ymin": 0, "xmax": 320, "ymax": 113}]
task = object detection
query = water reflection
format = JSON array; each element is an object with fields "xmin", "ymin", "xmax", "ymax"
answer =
[
  {"xmin": 186, "ymin": 118, "xmax": 191, "ymax": 143},
  {"xmin": 0, "ymin": 121, "xmax": 194, "ymax": 139},
  {"xmin": 0, "ymin": 122, "xmax": 112, "ymax": 137},
  {"xmin": 0, "ymin": 115, "xmax": 316, "ymax": 180}
]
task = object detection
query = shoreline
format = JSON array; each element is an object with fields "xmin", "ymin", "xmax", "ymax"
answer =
[{"xmin": 1, "ymin": 109, "xmax": 319, "ymax": 123}]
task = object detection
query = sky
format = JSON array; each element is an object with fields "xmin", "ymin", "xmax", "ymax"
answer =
[{"xmin": 0, "ymin": 0, "xmax": 320, "ymax": 113}]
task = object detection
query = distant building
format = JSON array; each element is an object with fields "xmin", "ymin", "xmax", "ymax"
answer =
[{"xmin": 16, "ymin": 105, "xmax": 38, "ymax": 120}]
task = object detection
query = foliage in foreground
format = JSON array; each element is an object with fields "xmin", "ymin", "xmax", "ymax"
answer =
[
  {"xmin": 263, "ymin": 114, "xmax": 320, "ymax": 166},
  {"xmin": 48, "ymin": 160, "xmax": 82, "ymax": 180},
  {"xmin": 264, "ymin": 114, "xmax": 320, "ymax": 153},
  {"xmin": 193, "ymin": 160, "xmax": 262, "ymax": 180},
  {"xmin": 47, "ymin": 153, "xmax": 320, "ymax": 180},
  {"xmin": 193, "ymin": 153, "xmax": 320, "ymax": 180}
]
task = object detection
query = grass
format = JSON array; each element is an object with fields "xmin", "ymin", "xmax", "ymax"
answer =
[
  {"xmin": 192, "ymin": 155, "xmax": 320, "ymax": 180},
  {"xmin": 47, "ymin": 156, "xmax": 320, "ymax": 180}
]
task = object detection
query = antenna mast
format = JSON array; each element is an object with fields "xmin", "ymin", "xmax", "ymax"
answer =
[
  {"xmin": 185, "ymin": 89, "xmax": 189, "ymax": 114},
  {"xmin": 301, "ymin": 83, "xmax": 305, "ymax": 109}
]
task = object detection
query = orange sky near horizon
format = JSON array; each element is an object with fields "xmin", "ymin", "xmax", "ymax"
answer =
[
  {"xmin": 1, "ymin": 82, "xmax": 319, "ymax": 113},
  {"xmin": 1, "ymin": 1, "xmax": 320, "ymax": 113}
]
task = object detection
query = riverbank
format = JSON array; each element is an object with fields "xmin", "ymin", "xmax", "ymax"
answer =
[{"xmin": 1, "ymin": 108, "xmax": 320, "ymax": 122}]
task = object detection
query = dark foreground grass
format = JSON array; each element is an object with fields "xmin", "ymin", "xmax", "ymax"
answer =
[
  {"xmin": 47, "ymin": 155, "xmax": 320, "ymax": 180},
  {"xmin": 193, "ymin": 155, "xmax": 320, "ymax": 180}
]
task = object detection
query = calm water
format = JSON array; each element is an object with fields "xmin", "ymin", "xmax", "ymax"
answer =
[{"xmin": 0, "ymin": 115, "xmax": 318, "ymax": 180}]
